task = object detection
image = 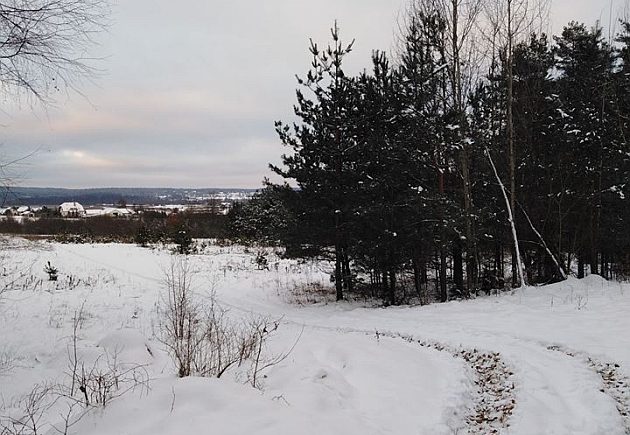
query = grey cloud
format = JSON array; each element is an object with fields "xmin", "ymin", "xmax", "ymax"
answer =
[{"xmin": 0, "ymin": 0, "xmax": 623, "ymax": 188}]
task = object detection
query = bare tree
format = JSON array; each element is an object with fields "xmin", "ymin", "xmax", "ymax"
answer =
[
  {"xmin": 482, "ymin": 0, "xmax": 549, "ymax": 286},
  {"xmin": 0, "ymin": 0, "xmax": 107, "ymax": 196},
  {"xmin": 485, "ymin": 147, "xmax": 526, "ymax": 288},
  {"xmin": 0, "ymin": 0, "xmax": 108, "ymax": 104},
  {"xmin": 409, "ymin": 0, "xmax": 486, "ymax": 296}
]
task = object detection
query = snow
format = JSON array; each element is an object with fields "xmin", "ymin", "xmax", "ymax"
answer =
[
  {"xmin": 557, "ymin": 108, "xmax": 571, "ymax": 118},
  {"xmin": 70, "ymin": 332, "xmax": 466, "ymax": 435},
  {"xmin": 1, "ymin": 237, "xmax": 630, "ymax": 434}
]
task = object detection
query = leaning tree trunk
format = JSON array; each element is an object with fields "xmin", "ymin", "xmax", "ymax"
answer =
[
  {"xmin": 486, "ymin": 148, "xmax": 527, "ymax": 288},
  {"xmin": 519, "ymin": 204, "xmax": 567, "ymax": 281}
]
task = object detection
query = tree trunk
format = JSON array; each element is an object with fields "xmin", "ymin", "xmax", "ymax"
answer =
[
  {"xmin": 461, "ymin": 149, "xmax": 475, "ymax": 297},
  {"xmin": 439, "ymin": 248, "xmax": 448, "ymax": 302},
  {"xmin": 486, "ymin": 148, "xmax": 527, "ymax": 287},
  {"xmin": 507, "ymin": 0, "xmax": 520, "ymax": 290},
  {"xmin": 494, "ymin": 240, "xmax": 502, "ymax": 278},
  {"xmin": 334, "ymin": 248, "xmax": 343, "ymax": 301},
  {"xmin": 334, "ymin": 209, "xmax": 343, "ymax": 301},
  {"xmin": 342, "ymin": 249, "xmax": 353, "ymax": 292},
  {"xmin": 412, "ymin": 251, "xmax": 427, "ymax": 304},
  {"xmin": 453, "ymin": 240, "xmax": 464, "ymax": 293},
  {"xmin": 389, "ymin": 269, "xmax": 396, "ymax": 306},
  {"xmin": 382, "ymin": 269, "xmax": 389, "ymax": 298}
]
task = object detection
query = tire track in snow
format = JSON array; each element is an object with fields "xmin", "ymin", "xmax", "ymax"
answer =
[
  {"xmin": 547, "ymin": 345, "xmax": 630, "ymax": 434},
  {"xmin": 377, "ymin": 332, "xmax": 516, "ymax": 434}
]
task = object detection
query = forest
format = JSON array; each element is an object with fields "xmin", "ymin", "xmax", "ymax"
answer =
[{"xmin": 229, "ymin": 0, "xmax": 630, "ymax": 304}]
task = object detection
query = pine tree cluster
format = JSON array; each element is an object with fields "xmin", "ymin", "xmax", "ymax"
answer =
[{"xmin": 230, "ymin": 18, "xmax": 630, "ymax": 304}]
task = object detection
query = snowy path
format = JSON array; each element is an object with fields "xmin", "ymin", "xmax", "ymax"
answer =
[
  {"xmin": 547, "ymin": 345, "xmax": 630, "ymax": 434},
  {"xmin": 236, "ymin": 305, "xmax": 626, "ymax": 435},
  {"xmin": 2, "ymin": 240, "xmax": 630, "ymax": 434},
  {"xmin": 384, "ymin": 333, "xmax": 516, "ymax": 434},
  {"xmin": 214, "ymin": 291, "xmax": 630, "ymax": 433}
]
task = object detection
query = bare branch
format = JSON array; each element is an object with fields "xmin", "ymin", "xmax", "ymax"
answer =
[{"xmin": 0, "ymin": 0, "xmax": 109, "ymax": 105}]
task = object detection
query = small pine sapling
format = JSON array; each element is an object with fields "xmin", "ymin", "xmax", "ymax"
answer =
[
  {"xmin": 255, "ymin": 251, "xmax": 269, "ymax": 270},
  {"xmin": 172, "ymin": 228, "xmax": 193, "ymax": 255},
  {"xmin": 44, "ymin": 261, "xmax": 59, "ymax": 281}
]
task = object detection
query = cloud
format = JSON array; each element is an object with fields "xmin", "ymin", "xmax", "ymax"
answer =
[
  {"xmin": 60, "ymin": 149, "xmax": 120, "ymax": 169},
  {"xmin": 0, "ymin": 0, "xmax": 624, "ymax": 188}
]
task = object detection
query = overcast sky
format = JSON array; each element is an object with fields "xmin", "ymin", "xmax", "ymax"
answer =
[{"xmin": 1, "ymin": 0, "xmax": 626, "ymax": 188}]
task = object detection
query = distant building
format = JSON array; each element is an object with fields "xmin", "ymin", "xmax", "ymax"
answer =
[
  {"xmin": 85, "ymin": 207, "xmax": 135, "ymax": 218},
  {"xmin": 59, "ymin": 202, "xmax": 86, "ymax": 218},
  {"xmin": 103, "ymin": 207, "xmax": 134, "ymax": 218},
  {"xmin": 1, "ymin": 206, "xmax": 34, "ymax": 218},
  {"xmin": 18, "ymin": 206, "xmax": 35, "ymax": 218}
]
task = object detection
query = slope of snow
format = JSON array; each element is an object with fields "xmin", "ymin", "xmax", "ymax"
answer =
[
  {"xmin": 1, "ymin": 238, "xmax": 629, "ymax": 434},
  {"xmin": 68, "ymin": 330, "xmax": 468, "ymax": 435}
]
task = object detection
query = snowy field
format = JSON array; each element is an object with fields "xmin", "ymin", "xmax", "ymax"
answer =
[{"xmin": 0, "ymin": 236, "xmax": 629, "ymax": 434}]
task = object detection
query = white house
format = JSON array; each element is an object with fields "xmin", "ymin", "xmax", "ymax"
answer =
[{"xmin": 59, "ymin": 202, "xmax": 86, "ymax": 218}]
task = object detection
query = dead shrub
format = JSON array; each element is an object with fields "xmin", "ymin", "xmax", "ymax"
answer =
[{"xmin": 159, "ymin": 257, "xmax": 285, "ymax": 381}]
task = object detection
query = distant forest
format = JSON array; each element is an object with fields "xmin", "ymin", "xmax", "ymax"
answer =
[
  {"xmin": 229, "ymin": 0, "xmax": 630, "ymax": 304},
  {"xmin": 1, "ymin": 187, "xmax": 256, "ymax": 206}
]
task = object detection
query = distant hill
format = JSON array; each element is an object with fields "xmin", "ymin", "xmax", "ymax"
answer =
[{"xmin": 0, "ymin": 187, "xmax": 257, "ymax": 206}]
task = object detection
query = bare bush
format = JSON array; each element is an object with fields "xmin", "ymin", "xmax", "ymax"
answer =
[
  {"xmin": 0, "ymin": 304, "xmax": 150, "ymax": 434},
  {"xmin": 71, "ymin": 350, "xmax": 149, "ymax": 408},
  {"xmin": 248, "ymin": 318, "xmax": 281, "ymax": 389},
  {"xmin": 0, "ymin": 292, "xmax": 144, "ymax": 434},
  {"xmin": 0, "ymin": 349, "xmax": 18, "ymax": 376},
  {"xmin": 63, "ymin": 303, "xmax": 149, "ymax": 407},
  {"xmin": 159, "ymin": 258, "xmax": 202, "ymax": 377},
  {"xmin": 0, "ymin": 383, "xmax": 56, "ymax": 435},
  {"xmin": 66, "ymin": 304, "xmax": 85, "ymax": 397},
  {"xmin": 192, "ymin": 300, "xmax": 258, "ymax": 378},
  {"xmin": 0, "ymin": 382, "xmax": 88, "ymax": 435},
  {"xmin": 49, "ymin": 400, "xmax": 86, "ymax": 435},
  {"xmin": 282, "ymin": 281, "xmax": 336, "ymax": 305},
  {"xmin": 243, "ymin": 316, "xmax": 305, "ymax": 390},
  {"xmin": 159, "ymin": 257, "xmax": 286, "ymax": 382},
  {"xmin": 0, "ymin": 254, "xmax": 38, "ymax": 295},
  {"xmin": 0, "ymin": 351, "xmax": 147, "ymax": 435}
]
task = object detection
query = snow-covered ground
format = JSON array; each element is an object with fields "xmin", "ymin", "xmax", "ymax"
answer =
[{"xmin": 1, "ymin": 237, "xmax": 629, "ymax": 434}]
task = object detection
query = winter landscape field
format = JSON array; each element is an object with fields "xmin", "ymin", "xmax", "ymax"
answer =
[
  {"xmin": 0, "ymin": 236, "xmax": 628, "ymax": 435},
  {"xmin": 2, "ymin": 0, "xmax": 630, "ymax": 434}
]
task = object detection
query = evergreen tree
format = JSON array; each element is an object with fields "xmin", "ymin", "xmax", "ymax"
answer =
[{"xmin": 272, "ymin": 23, "xmax": 357, "ymax": 300}]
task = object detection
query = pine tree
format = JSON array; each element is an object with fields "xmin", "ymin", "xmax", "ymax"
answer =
[
  {"xmin": 553, "ymin": 22, "xmax": 615, "ymax": 277},
  {"xmin": 272, "ymin": 22, "xmax": 357, "ymax": 300}
]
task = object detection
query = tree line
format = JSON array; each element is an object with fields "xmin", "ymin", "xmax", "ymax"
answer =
[
  {"xmin": 229, "ymin": 0, "xmax": 630, "ymax": 304},
  {"xmin": 0, "ymin": 211, "xmax": 228, "ymax": 244}
]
